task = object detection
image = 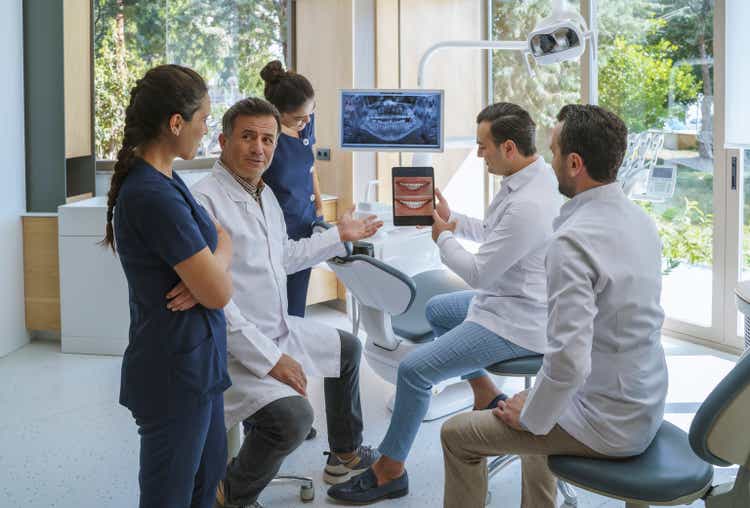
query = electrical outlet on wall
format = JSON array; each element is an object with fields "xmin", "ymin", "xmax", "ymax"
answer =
[{"xmin": 315, "ymin": 147, "xmax": 331, "ymax": 161}]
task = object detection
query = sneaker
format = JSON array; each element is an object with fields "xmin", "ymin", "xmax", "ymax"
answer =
[
  {"xmin": 323, "ymin": 445, "xmax": 380, "ymax": 485},
  {"xmin": 215, "ymin": 479, "xmax": 264, "ymax": 508},
  {"xmin": 327, "ymin": 468, "xmax": 409, "ymax": 504}
]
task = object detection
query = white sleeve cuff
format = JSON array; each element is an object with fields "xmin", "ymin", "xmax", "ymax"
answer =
[{"xmin": 436, "ymin": 230, "xmax": 455, "ymax": 246}]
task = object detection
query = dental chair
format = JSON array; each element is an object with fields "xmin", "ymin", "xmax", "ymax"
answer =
[
  {"xmin": 546, "ymin": 350, "xmax": 750, "ymax": 508},
  {"xmin": 326, "ymin": 251, "xmax": 473, "ymax": 420}
]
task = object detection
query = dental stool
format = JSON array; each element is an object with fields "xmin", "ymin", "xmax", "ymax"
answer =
[
  {"xmin": 485, "ymin": 356, "xmax": 579, "ymax": 507},
  {"xmin": 327, "ymin": 253, "xmax": 473, "ymax": 420},
  {"xmin": 547, "ymin": 351, "xmax": 750, "ymax": 508},
  {"xmin": 226, "ymin": 422, "xmax": 316, "ymax": 503}
]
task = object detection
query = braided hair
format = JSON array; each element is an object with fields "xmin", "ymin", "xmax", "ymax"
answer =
[{"xmin": 101, "ymin": 64, "xmax": 208, "ymax": 252}]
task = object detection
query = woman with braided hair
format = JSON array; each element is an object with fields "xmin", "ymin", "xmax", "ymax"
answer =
[{"xmin": 102, "ymin": 64, "xmax": 233, "ymax": 508}]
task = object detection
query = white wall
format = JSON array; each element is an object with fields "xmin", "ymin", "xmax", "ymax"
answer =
[{"xmin": 0, "ymin": 0, "xmax": 29, "ymax": 357}]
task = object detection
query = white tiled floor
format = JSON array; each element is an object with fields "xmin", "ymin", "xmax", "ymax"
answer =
[{"xmin": 0, "ymin": 304, "xmax": 740, "ymax": 508}]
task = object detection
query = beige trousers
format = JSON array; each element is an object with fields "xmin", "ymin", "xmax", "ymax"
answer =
[{"xmin": 441, "ymin": 410, "xmax": 606, "ymax": 508}]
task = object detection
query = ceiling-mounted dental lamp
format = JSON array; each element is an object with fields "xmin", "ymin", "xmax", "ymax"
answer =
[
  {"xmin": 417, "ymin": 0, "xmax": 593, "ymax": 88},
  {"xmin": 527, "ymin": 0, "xmax": 589, "ymax": 64},
  {"xmin": 413, "ymin": 0, "xmax": 596, "ymax": 154}
]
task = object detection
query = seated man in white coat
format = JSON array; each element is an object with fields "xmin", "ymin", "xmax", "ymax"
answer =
[
  {"xmin": 190, "ymin": 97, "xmax": 383, "ymax": 508},
  {"xmin": 328, "ymin": 102, "xmax": 562, "ymax": 504},
  {"xmin": 440, "ymin": 104, "xmax": 668, "ymax": 508}
]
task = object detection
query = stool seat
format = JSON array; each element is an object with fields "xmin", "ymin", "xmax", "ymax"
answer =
[
  {"xmin": 548, "ymin": 421, "xmax": 713, "ymax": 504},
  {"xmin": 392, "ymin": 269, "xmax": 470, "ymax": 343},
  {"xmin": 486, "ymin": 355, "xmax": 543, "ymax": 376}
]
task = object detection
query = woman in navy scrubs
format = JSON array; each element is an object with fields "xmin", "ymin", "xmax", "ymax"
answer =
[
  {"xmin": 260, "ymin": 60, "xmax": 321, "ymax": 317},
  {"xmin": 102, "ymin": 65, "xmax": 234, "ymax": 508}
]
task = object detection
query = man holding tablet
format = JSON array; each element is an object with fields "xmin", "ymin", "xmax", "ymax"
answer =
[{"xmin": 328, "ymin": 102, "xmax": 562, "ymax": 504}]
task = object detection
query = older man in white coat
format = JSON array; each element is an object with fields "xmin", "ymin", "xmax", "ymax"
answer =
[
  {"xmin": 189, "ymin": 98, "xmax": 382, "ymax": 508},
  {"xmin": 440, "ymin": 104, "xmax": 668, "ymax": 508}
]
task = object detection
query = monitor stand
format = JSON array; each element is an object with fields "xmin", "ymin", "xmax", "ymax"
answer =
[{"xmin": 411, "ymin": 152, "xmax": 434, "ymax": 167}]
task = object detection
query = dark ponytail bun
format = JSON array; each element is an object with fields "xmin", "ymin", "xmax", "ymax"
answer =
[
  {"xmin": 260, "ymin": 60, "xmax": 286, "ymax": 85},
  {"xmin": 260, "ymin": 60, "xmax": 314, "ymax": 114}
]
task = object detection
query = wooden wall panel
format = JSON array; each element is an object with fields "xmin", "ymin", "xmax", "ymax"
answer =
[
  {"xmin": 63, "ymin": 0, "xmax": 92, "ymax": 158},
  {"xmin": 22, "ymin": 217, "xmax": 60, "ymax": 331},
  {"xmin": 296, "ymin": 0, "xmax": 355, "ymax": 215},
  {"xmin": 375, "ymin": 0, "xmax": 484, "ymax": 202}
]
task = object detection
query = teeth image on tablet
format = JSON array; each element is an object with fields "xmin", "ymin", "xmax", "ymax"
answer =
[
  {"xmin": 397, "ymin": 199, "xmax": 430, "ymax": 209},
  {"xmin": 397, "ymin": 181, "xmax": 429, "ymax": 191}
]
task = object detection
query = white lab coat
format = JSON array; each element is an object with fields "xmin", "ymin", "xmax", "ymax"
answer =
[
  {"xmin": 192, "ymin": 162, "xmax": 347, "ymax": 428},
  {"xmin": 520, "ymin": 183, "xmax": 668, "ymax": 457}
]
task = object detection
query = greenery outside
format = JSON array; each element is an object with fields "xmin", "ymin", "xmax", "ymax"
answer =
[
  {"xmin": 493, "ymin": 0, "xmax": 716, "ymax": 271},
  {"xmin": 94, "ymin": 0, "xmax": 288, "ymax": 160},
  {"xmin": 95, "ymin": 1, "xmax": 724, "ymax": 269}
]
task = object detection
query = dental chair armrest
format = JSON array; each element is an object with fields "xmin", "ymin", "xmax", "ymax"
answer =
[{"xmin": 312, "ymin": 220, "xmax": 353, "ymax": 258}]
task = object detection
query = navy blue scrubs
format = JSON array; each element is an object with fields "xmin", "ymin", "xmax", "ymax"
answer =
[
  {"xmin": 114, "ymin": 159, "xmax": 231, "ymax": 508},
  {"xmin": 263, "ymin": 114, "xmax": 321, "ymax": 317}
]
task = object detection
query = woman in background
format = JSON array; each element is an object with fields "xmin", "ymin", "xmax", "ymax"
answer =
[
  {"xmin": 260, "ymin": 60, "xmax": 321, "ymax": 318},
  {"xmin": 102, "ymin": 64, "xmax": 233, "ymax": 508}
]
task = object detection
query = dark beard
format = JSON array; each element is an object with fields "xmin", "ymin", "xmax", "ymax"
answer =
[{"xmin": 558, "ymin": 182, "xmax": 575, "ymax": 199}]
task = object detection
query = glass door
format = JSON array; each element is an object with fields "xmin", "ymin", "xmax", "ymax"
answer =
[{"xmin": 597, "ymin": 0, "xmax": 726, "ymax": 344}]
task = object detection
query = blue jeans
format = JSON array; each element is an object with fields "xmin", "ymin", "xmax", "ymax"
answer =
[
  {"xmin": 377, "ymin": 290, "xmax": 537, "ymax": 462},
  {"xmin": 135, "ymin": 392, "xmax": 226, "ymax": 508}
]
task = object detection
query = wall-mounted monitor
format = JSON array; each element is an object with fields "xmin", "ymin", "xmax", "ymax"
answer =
[{"xmin": 340, "ymin": 89, "xmax": 444, "ymax": 152}]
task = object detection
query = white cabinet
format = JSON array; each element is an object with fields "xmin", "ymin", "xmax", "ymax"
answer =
[{"xmin": 58, "ymin": 197, "xmax": 129, "ymax": 355}]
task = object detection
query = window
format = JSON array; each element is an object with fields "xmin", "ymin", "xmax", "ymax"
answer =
[
  {"xmin": 491, "ymin": 0, "xmax": 581, "ymax": 162},
  {"xmin": 93, "ymin": 0, "xmax": 291, "ymax": 160},
  {"xmin": 598, "ymin": 0, "xmax": 715, "ymax": 328},
  {"xmin": 489, "ymin": 0, "xmax": 581, "ymax": 195}
]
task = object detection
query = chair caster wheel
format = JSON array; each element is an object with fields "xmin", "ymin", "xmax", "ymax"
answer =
[{"xmin": 300, "ymin": 483, "xmax": 315, "ymax": 502}]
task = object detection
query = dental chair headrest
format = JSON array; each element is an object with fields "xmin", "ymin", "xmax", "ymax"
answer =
[
  {"xmin": 327, "ymin": 255, "xmax": 416, "ymax": 316},
  {"xmin": 689, "ymin": 350, "xmax": 750, "ymax": 467}
]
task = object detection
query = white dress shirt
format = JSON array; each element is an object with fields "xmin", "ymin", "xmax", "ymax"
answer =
[
  {"xmin": 436, "ymin": 156, "xmax": 562, "ymax": 353},
  {"xmin": 520, "ymin": 183, "xmax": 668, "ymax": 457}
]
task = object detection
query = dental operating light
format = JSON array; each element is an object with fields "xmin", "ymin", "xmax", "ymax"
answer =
[
  {"xmin": 527, "ymin": 0, "xmax": 589, "ymax": 64},
  {"xmin": 416, "ymin": 0, "xmax": 592, "ymax": 88}
]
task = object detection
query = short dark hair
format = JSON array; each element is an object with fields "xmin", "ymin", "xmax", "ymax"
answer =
[
  {"xmin": 222, "ymin": 97, "xmax": 281, "ymax": 137},
  {"xmin": 476, "ymin": 102, "xmax": 536, "ymax": 156},
  {"xmin": 556, "ymin": 105, "xmax": 628, "ymax": 183},
  {"xmin": 260, "ymin": 60, "xmax": 315, "ymax": 114}
]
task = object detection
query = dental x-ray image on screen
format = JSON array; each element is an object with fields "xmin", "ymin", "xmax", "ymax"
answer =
[{"xmin": 340, "ymin": 89, "xmax": 444, "ymax": 151}]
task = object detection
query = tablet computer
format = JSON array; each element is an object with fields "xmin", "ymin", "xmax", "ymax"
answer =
[{"xmin": 392, "ymin": 166, "xmax": 435, "ymax": 226}]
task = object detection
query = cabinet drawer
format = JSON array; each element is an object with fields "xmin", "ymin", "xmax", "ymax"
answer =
[
  {"xmin": 306, "ymin": 267, "xmax": 338, "ymax": 305},
  {"xmin": 22, "ymin": 217, "xmax": 60, "ymax": 331},
  {"xmin": 322, "ymin": 200, "xmax": 337, "ymax": 223}
]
